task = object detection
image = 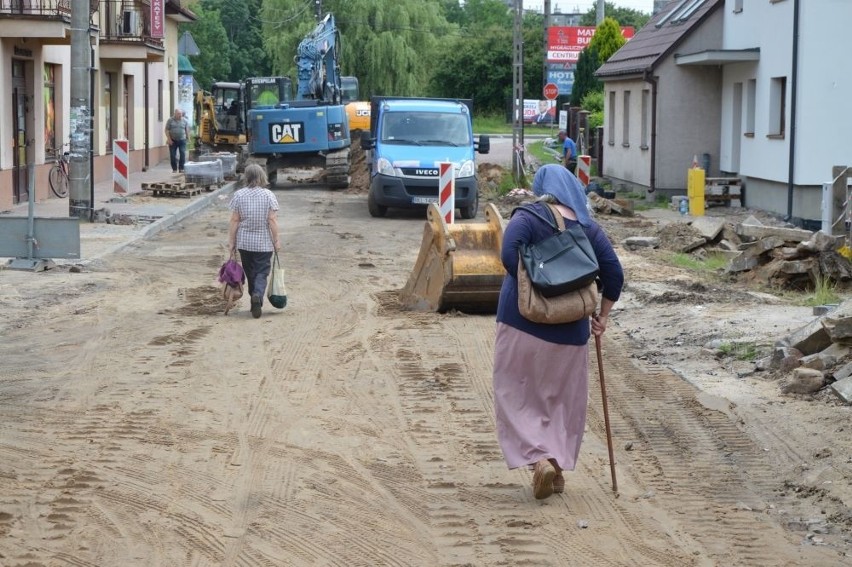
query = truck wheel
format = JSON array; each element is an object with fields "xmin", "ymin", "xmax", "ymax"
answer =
[
  {"xmin": 459, "ymin": 191, "xmax": 479, "ymax": 219},
  {"xmin": 368, "ymin": 192, "xmax": 387, "ymax": 218}
]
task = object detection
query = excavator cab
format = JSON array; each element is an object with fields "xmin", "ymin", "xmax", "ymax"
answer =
[{"xmin": 401, "ymin": 203, "xmax": 506, "ymax": 313}]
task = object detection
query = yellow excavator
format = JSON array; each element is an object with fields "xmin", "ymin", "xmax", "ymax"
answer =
[
  {"xmin": 193, "ymin": 81, "xmax": 247, "ymax": 167},
  {"xmin": 400, "ymin": 203, "xmax": 506, "ymax": 313},
  {"xmin": 341, "ymin": 76, "xmax": 370, "ymax": 132}
]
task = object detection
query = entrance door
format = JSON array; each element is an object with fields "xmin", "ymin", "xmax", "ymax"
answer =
[{"xmin": 12, "ymin": 59, "xmax": 29, "ymax": 204}]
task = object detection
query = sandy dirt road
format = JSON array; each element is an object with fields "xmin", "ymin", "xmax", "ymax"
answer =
[{"xmin": 0, "ymin": 187, "xmax": 848, "ymax": 566}]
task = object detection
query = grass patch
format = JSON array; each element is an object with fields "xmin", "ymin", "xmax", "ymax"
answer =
[
  {"xmin": 803, "ymin": 275, "xmax": 841, "ymax": 307},
  {"xmin": 670, "ymin": 252, "xmax": 729, "ymax": 272},
  {"xmin": 526, "ymin": 140, "xmax": 557, "ymax": 165},
  {"xmin": 472, "ymin": 114, "xmax": 512, "ymax": 134},
  {"xmin": 718, "ymin": 341, "xmax": 759, "ymax": 361}
]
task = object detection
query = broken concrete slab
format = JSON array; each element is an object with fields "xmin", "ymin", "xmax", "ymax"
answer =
[
  {"xmin": 830, "ymin": 376, "xmax": 852, "ymax": 404},
  {"xmin": 779, "ymin": 317, "xmax": 833, "ymax": 356},
  {"xmin": 726, "ymin": 253, "xmax": 760, "ymax": 273},
  {"xmin": 740, "ymin": 236, "xmax": 788, "ymax": 257},
  {"xmin": 831, "ymin": 360, "xmax": 852, "ymax": 381},
  {"xmin": 781, "ymin": 367, "xmax": 826, "ymax": 394},
  {"xmin": 799, "ymin": 353, "xmax": 836, "ymax": 371},
  {"xmin": 798, "ymin": 231, "xmax": 842, "ymax": 253},
  {"xmin": 741, "ymin": 215, "xmax": 764, "ymax": 227},
  {"xmin": 690, "ymin": 216, "xmax": 726, "ymax": 241},
  {"xmin": 623, "ymin": 236, "xmax": 660, "ymax": 250},
  {"xmin": 736, "ymin": 223, "xmax": 814, "ymax": 243}
]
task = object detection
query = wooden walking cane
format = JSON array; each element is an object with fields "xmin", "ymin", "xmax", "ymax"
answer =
[{"xmin": 594, "ymin": 332, "xmax": 618, "ymax": 494}]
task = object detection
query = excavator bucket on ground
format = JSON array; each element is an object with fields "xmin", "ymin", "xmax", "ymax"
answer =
[{"xmin": 401, "ymin": 203, "xmax": 506, "ymax": 313}]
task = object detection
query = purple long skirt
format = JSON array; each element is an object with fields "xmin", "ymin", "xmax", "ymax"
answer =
[{"xmin": 493, "ymin": 323, "xmax": 589, "ymax": 471}]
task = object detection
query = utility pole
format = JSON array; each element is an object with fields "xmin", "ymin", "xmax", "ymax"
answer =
[
  {"xmin": 70, "ymin": 1, "xmax": 92, "ymax": 219},
  {"xmin": 597, "ymin": 0, "xmax": 605, "ymax": 24},
  {"xmin": 543, "ymin": 0, "xmax": 550, "ymax": 94},
  {"xmin": 511, "ymin": 0, "xmax": 525, "ymax": 185}
]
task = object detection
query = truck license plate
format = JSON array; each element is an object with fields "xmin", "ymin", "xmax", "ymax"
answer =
[{"xmin": 412, "ymin": 197, "xmax": 438, "ymax": 205}]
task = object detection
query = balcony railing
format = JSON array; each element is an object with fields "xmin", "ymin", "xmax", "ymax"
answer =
[
  {"xmin": 98, "ymin": 1, "xmax": 163, "ymax": 49},
  {"xmin": 0, "ymin": 0, "xmax": 98, "ymax": 23}
]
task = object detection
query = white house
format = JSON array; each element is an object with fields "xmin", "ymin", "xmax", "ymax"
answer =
[{"xmin": 597, "ymin": 0, "xmax": 850, "ymax": 228}]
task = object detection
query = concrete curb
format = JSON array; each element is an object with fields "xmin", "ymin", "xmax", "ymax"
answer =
[
  {"xmin": 140, "ymin": 181, "xmax": 237, "ymax": 239},
  {"xmin": 91, "ymin": 181, "xmax": 238, "ymax": 263}
]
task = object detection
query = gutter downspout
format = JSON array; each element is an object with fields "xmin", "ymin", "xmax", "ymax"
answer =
[
  {"xmin": 144, "ymin": 62, "xmax": 150, "ymax": 170},
  {"xmin": 644, "ymin": 69, "xmax": 657, "ymax": 193},
  {"xmin": 785, "ymin": 0, "xmax": 800, "ymax": 221}
]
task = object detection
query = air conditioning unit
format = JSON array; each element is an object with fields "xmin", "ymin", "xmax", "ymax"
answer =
[{"xmin": 121, "ymin": 11, "xmax": 138, "ymax": 36}]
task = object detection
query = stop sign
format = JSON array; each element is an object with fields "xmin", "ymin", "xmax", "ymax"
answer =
[{"xmin": 543, "ymin": 83, "xmax": 559, "ymax": 100}]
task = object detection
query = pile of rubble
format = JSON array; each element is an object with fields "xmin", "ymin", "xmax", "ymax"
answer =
[
  {"xmin": 625, "ymin": 214, "xmax": 852, "ymax": 290},
  {"xmin": 751, "ymin": 300, "xmax": 852, "ymax": 403}
]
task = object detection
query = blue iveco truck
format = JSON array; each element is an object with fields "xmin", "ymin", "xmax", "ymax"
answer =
[
  {"xmin": 245, "ymin": 13, "xmax": 350, "ymax": 188},
  {"xmin": 361, "ymin": 97, "xmax": 490, "ymax": 218}
]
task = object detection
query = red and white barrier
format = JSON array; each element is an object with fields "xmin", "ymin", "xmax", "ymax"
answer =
[
  {"xmin": 113, "ymin": 139, "xmax": 129, "ymax": 194},
  {"xmin": 576, "ymin": 154, "xmax": 591, "ymax": 186},
  {"xmin": 438, "ymin": 162, "xmax": 455, "ymax": 224}
]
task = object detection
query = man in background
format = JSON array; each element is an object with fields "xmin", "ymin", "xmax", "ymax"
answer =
[
  {"xmin": 165, "ymin": 108, "xmax": 190, "ymax": 173},
  {"xmin": 557, "ymin": 130, "xmax": 577, "ymax": 172}
]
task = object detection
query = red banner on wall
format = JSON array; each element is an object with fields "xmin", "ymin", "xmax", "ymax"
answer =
[
  {"xmin": 546, "ymin": 26, "xmax": 634, "ymax": 63},
  {"xmin": 151, "ymin": 0, "xmax": 164, "ymax": 39}
]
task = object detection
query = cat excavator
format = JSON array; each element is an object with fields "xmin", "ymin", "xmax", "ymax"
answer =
[{"xmin": 246, "ymin": 12, "xmax": 350, "ymax": 188}]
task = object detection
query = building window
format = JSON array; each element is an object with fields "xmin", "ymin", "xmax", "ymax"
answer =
[
  {"xmin": 622, "ymin": 90, "xmax": 630, "ymax": 146},
  {"xmin": 745, "ymin": 79, "xmax": 756, "ymax": 135},
  {"xmin": 44, "ymin": 64, "xmax": 57, "ymax": 159},
  {"xmin": 733, "ymin": 0, "xmax": 743, "ymax": 12},
  {"xmin": 640, "ymin": 89, "xmax": 649, "ymax": 149},
  {"xmin": 104, "ymin": 71, "xmax": 113, "ymax": 151},
  {"xmin": 158, "ymin": 79, "xmax": 163, "ymax": 122},
  {"xmin": 768, "ymin": 76, "xmax": 786, "ymax": 137},
  {"xmin": 608, "ymin": 91, "xmax": 616, "ymax": 145}
]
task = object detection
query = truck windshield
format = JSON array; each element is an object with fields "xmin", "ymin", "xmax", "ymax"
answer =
[{"xmin": 381, "ymin": 112, "xmax": 470, "ymax": 147}]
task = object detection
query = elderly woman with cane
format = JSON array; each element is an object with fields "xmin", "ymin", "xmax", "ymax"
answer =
[
  {"xmin": 492, "ymin": 164, "xmax": 624, "ymax": 499},
  {"xmin": 227, "ymin": 163, "xmax": 280, "ymax": 319}
]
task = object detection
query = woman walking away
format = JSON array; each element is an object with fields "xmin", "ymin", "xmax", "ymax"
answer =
[
  {"xmin": 493, "ymin": 164, "xmax": 624, "ymax": 500},
  {"xmin": 228, "ymin": 164, "xmax": 280, "ymax": 319}
]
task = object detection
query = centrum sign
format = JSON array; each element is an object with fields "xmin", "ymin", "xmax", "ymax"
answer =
[
  {"xmin": 151, "ymin": 0, "xmax": 164, "ymax": 39},
  {"xmin": 546, "ymin": 26, "xmax": 634, "ymax": 63}
]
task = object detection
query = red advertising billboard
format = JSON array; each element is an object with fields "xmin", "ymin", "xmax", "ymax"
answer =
[
  {"xmin": 151, "ymin": 0, "xmax": 164, "ymax": 39},
  {"xmin": 546, "ymin": 26, "xmax": 634, "ymax": 63}
]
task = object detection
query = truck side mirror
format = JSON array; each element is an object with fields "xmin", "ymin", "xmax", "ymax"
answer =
[
  {"xmin": 360, "ymin": 131, "xmax": 373, "ymax": 150},
  {"xmin": 476, "ymin": 134, "xmax": 490, "ymax": 155}
]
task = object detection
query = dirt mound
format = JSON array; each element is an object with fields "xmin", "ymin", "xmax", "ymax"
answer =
[
  {"xmin": 655, "ymin": 222, "xmax": 706, "ymax": 252},
  {"xmin": 346, "ymin": 132, "xmax": 370, "ymax": 194}
]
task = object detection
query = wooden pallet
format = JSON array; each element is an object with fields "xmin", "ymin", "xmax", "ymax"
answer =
[{"xmin": 142, "ymin": 182, "xmax": 201, "ymax": 198}]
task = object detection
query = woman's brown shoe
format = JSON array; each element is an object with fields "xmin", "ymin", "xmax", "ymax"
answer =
[
  {"xmin": 553, "ymin": 473, "xmax": 565, "ymax": 494},
  {"xmin": 532, "ymin": 459, "xmax": 556, "ymax": 500}
]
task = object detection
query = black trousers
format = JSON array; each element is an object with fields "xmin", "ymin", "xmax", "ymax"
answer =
[{"xmin": 238, "ymin": 249, "xmax": 272, "ymax": 304}]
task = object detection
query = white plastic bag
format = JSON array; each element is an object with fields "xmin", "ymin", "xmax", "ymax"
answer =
[{"xmin": 267, "ymin": 252, "xmax": 287, "ymax": 309}]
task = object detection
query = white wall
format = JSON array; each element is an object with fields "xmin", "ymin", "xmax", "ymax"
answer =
[{"xmin": 721, "ymin": 0, "xmax": 852, "ymax": 188}]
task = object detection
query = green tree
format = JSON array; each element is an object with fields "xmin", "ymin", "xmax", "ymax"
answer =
[
  {"xmin": 181, "ymin": 2, "xmax": 231, "ymax": 90},
  {"xmin": 589, "ymin": 17, "xmax": 627, "ymax": 62},
  {"xmin": 570, "ymin": 44, "xmax": 600, "ymax": 107},
  {"xmin": 261, "ymin": 0, "xmax": 453, "ymax": 98},
  {"xmin": 218, "ymin": 0, "xmax": 271, "ymax": 81},
  {"xmin": 431, "ymin": 28, "xmax": 512, "ymax": 113},
  {"xmin": 579, "ymin": 2, "xmax": 650, "ymax": 29}
]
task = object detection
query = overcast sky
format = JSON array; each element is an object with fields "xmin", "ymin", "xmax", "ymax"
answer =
[{"xmin": 525, "ymin": 1, "xmax": 655, "ymax": 15}]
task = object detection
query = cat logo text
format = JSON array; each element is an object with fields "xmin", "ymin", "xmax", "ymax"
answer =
[{"xmin": 269, "ymin": 122, "xmax": 304, "ymax": 144}]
